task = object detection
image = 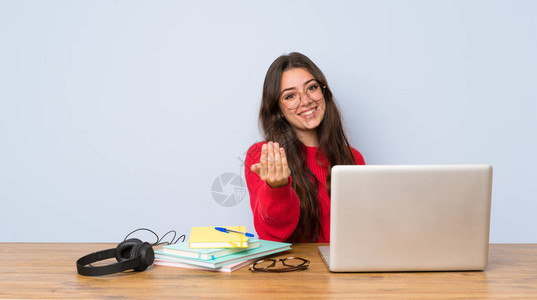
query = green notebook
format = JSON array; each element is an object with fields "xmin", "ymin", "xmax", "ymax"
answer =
[
  {"xmin": 162, "ymin": 239, "xmax": 260, "ymax": 260},
  {"xmin": 155, "ymin": 239, "xmax": 291, "ymax": 269}
]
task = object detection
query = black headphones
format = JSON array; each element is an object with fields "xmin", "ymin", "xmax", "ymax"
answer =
[
  {"xmin": 76, "ymin": 228, "xmax": 185, "ymax": 276},
  {"xmin": 76, "ymin": 238, "xmax": 154, "ymax": 276}
]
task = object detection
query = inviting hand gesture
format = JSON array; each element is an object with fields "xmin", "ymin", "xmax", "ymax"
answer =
[{"xmin": 250, "ymin": 141, "xmax": 291, "ymax": 188}]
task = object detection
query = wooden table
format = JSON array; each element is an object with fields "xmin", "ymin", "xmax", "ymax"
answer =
[{"xmin": 1, "ymin": 243, "xmax": 536, "ymax": 299}]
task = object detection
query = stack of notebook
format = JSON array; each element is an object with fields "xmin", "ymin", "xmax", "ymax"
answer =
[{"xmin": 154, "ymin": 226, "xmax": 291, "ymax": 272}]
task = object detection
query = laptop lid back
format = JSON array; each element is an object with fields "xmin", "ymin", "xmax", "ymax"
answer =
[{"xmin": 328, "ymin": 165, "xmax": 492, "ymax": 272}]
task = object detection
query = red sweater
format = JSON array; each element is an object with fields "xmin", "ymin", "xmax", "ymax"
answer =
[{"xmin": 245, "ymin": 142, "xmax": 365, "ymax": 243}]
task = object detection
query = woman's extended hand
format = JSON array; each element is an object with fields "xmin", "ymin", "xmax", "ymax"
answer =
[{"xmin": 250, "ymin": 141, "xmax": 291, "ymax": 188}]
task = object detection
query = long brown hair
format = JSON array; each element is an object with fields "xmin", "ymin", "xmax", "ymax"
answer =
[{"xmin": 258, "ymin": 52, "xmax": 355, "ymax": 242}]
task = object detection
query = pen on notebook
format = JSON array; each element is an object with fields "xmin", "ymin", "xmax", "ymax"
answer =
[{"xmin": 214, "ymin": 227, "xmax": 255, "ymax": 237}]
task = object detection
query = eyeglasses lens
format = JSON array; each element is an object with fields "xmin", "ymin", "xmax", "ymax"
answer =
[
  {"xmin": 254, "ymin": 259, "xmax": 275, "ymax": 269},
  {"xmin": 282, "ymin": 257, "xmax": 306, "ymax": 267},
  {"xmin": 306, "ymin": 82, "xmax": 323, "ymax": 101}
]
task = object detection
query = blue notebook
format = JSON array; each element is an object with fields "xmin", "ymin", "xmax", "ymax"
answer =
[
  {"xmin": 155, "ymin": 239, "xmax": 291, "ymax": 269},
  {"xmin": 162, "ymin": 239, "xmax": 260, "ymax": 260}
]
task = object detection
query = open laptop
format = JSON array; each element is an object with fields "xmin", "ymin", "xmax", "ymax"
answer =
[{"xmin": 319, "ymin": 165, "xmax": 493, "ymax": 272}]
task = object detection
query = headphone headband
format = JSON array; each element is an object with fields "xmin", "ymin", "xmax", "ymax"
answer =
[
  {"xmin": 76, "ymin": 248, "xmax": 144, "ymax": 276},
  {"xmin": 76, "ymin": 240, "xmax": 154, "ymax": 276}
]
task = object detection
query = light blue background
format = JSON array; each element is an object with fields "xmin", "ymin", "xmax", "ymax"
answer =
[{"xmin": 1, "ymin": 0, "xmax": 535, "ymax": 242}]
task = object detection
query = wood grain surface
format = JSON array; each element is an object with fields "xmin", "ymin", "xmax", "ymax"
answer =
[{"xmin": 1, "ymin": 243, "xmax": 536, "ymax": 299}]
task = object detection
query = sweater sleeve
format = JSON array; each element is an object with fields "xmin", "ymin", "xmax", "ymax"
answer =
[{"xmin": 244, "ymin": 142, "xmax": 300, "ymax": 242}]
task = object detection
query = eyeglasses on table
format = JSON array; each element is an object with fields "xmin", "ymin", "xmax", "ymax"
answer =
[{"xmin": 249, "ymin": 257, "xmax": 310, "ymax": 272}]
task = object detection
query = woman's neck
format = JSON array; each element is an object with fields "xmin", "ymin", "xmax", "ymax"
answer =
[{"xmin": 296, "ymin": 130, "xmax": 319, "ymax": 147}]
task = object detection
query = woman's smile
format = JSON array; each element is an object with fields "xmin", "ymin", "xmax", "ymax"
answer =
[{"xmin": 298, "ymin": 106, "xmax": 317, "ymax": 118}]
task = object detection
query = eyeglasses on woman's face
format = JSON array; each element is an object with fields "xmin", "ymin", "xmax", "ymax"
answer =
[
  {"xmin": 280, "ymin": 80, "xmax": 326, "ymax": 110},
  {"xmin": 249, "ymin": 257, "xmax": 310, "ymax": 272}
]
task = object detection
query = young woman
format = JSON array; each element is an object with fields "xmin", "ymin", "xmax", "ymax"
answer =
[{"xmin": 245, "ymin": 52, "xmax": 365, "ymax": 243}]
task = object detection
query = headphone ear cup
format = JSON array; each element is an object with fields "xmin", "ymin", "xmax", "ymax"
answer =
[
  {"xmin": 115, "ymin": 238, "xmax": 143, "ymax": 263},
  {"xmin": 132, "ymin": 242, "xmax": 154, "ymax": 272}
]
